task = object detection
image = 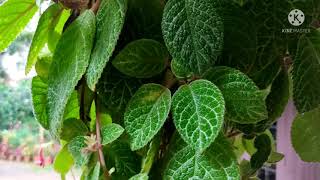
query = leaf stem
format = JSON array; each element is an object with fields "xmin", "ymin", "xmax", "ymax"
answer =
[
  {"xmin": 162, "ymin": 69, "xmax": 177, "ymax": 89},
  {"xmin": 95, "ymin": 95, "xmax": 110, "ymax": 179},
  {"xmin": 227, "ymin": 131, "xmax": 242, "ymax": 138},
  {"xmin": 91, "ymin": 0, "xmax": 101, "ymax": 14}
]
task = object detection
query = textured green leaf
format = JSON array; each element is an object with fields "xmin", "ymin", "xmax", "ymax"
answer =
[
  {"xmin": 26, "ymin": 4, "xmax": 65, "ymax": 74},
  {"xmin": 250, "ymin": 134, "xmax": 271, "ymax": 170},
  {"xmin": 54, "ymin": 145, "xmax": 74, "ymax": 175},
  {"xmin": 293, "ymin": 29, "xmax": 320, "ymax": 113},
  {"xmin": 47, "ymin": 10, "xmax": 95, "ymax": 138},
  {"xmin": 35, "ymin": 53, "xmax": 52, "ymax": 81},
  {"xmin": 0, "ymin": 0, "xmax": 38, "ymax": 52},
  {"xmin": 68, "ymin": 136, "xmax": 91, "ymax": 166},
  {"xmin": 291, "ymin": 107, "xmax": 320, "ymax": 162},
  {"xmin": 60, "ymin": 118, "xmax": 88, "ymax": 141},
  {"xmin": 86, "ymin": 0, "xmax": 127, "ymax": 90},
  {"xmin": 105, "ymin": 140, "xmax": 141, "ymax": 178},
  {"xmin": 172, "ymin": 79, "xmax": 225, "ymax": 152},
  {"xmin": 162, "ymin": 0, "xmax": 223, "ymax": 78},
  {"xmin": 125, "ymin": 84, "xmax": 171, "ymax": 150},
  {"xmin": 101, "ymin": 123, "xmax": 124, "ymax": 145},
  {"xmin": 97, "ymin": 66, "xmax": 142, "ymax": 117},
  {"xmin": 204, "ymin": 66, "xmax": 268, "ymax": 124},
  {"xmin": 32, "ymin": 76, "xmax": 49, "ymax": 129},
  {"xmin": 32, "ymin": 76, "xmax": 80, "ymax": 129},
  {"xmin": 86, "ymin": 162, "xmax": 100, "ymax": 180},
  {"xmin": 129, "ymin": 173, "xmax": 148, "ymax": 180},
  {"xmin": 232, "ymin": 69, "xmax": 289, "ymax": 134},
  {"xmin": 112, "ymin": 39, "xmax": 168, "ymax": 78},
  {"xmin": 164, "ymin": 135, "xmax": 240, "ymax": 179}
]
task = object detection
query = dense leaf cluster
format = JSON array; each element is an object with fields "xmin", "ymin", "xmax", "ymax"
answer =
[{"xmin": 1, "ymin": 0, "xmax": 320, "ymax": 179}]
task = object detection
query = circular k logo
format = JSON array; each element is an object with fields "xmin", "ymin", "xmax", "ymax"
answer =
[{"xmin": 288, "ymin": 9, "xmax": 305, "ymax": 26}]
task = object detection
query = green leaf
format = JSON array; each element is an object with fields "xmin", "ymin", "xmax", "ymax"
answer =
[
  {"xmin": 250, "ymin": 134, "xmax": 271, "ymax": 171},
  {"xmin": 60, "ymin": 118, "xmax": 88, "ymax": 141},
  {"xmin": 106, "ymin": 140, "xmax": 141, "ymax": 178},
  {"xmin": 204, "ymin": 66, "xmax": 268, "ymax": 124},
  {"xmin": 164, "ymin": 135, "xmax": 240, "ymax": 179},
  {"xmin": 293, "ymin": 29, "xmax": 320, "ymax": 113},
  {"xmin": 47, "ymin": 10, "xmax": 95, "ymax": 138},
  {"xmin": 32, "ymin": 76, "xmax": 49, "ymax": 129},
  {"xmin": 291, "ymin": 107, "xmax": 320, "ymax": 162},
  {"xmin": 25, "ymin": 4, "xmax": 65, "ymax": 74},
  {"xmin": 54, "ymin": 145, "xmax": 74, "ymax": 175},
  {"xmin": 32, "ymin": 76, "xmax": 80, "ymax": 129},
  {"xmin": 268, "ymin": 151, "xmax": 284, "ymax": 163},
  {"xmin": 112, "ymin": 39, "xmax": 168, "ymax": 78},
  {"xmin": 97, "ymin": 66, "xmax": 142, "ymax": 116},
  {"xmin": 124, "ymin": 84, "xmax": 171, "ymax": 150},
  {"xmin": 162, "ymin": 0, "xmax": 223, "ymax": 78},
  {"xmin": 68, "ymin": 136, "xmax": 91, "ymax": 167},
  {"xmin": 101, "ymin": 123, "xmax": 124, "ymax": 145},
  {"xmin": 86, "ymin": 0, "xmax": 127, "ymax": 90},
  {"xmin": 129, "ymin": 173, "xmax": 148, "ymax": 180},
  {"xmin": 86, "ymin": 162, "xmax": 100, "ymax": 180},
  {"xmin": 0, "ymin": 0, "xmax": 38, "ymax": 52},
  {"xmin": 172, "ymin": 79, "xmax": 225, "ymax": 152},
  {"xmin": 35, "ymin": 53, "xmax": 52, "ymax": 81}
]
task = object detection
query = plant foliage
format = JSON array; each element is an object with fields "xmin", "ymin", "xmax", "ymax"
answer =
[{"xmin": 0, "ymin": 0, "xmax": 320, "ymax": 179}]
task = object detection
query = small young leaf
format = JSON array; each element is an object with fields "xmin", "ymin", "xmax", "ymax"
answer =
[
  {"xmin": 112, "ymin": 39, "xmax": 168, "ymax": 78},
  {"xmin": 32, "ymin": 76, "xmax": 49, "ymax": 129},
  {"xmin": 124, "ymin": 84, "xmax": 171, "ymax": 150},
  {"xmin": 164, "ymin": 135, "xmax": 240, "ymax": 179},
  {"xmin": 250, "ymin": 134, "xmax": 271, "ymax": 170},
  {"xmin": 47, "ymin": 10, "xmax": 95, "ymax": 138},
  {"xmin": 101, "ymin": 123, "xmax": 124, "ymax": 145},
  {"xmin": 291, "ymin": 107, "xmax": 320, "ymax": 162},
  {"xmin": 162, "ymin": 0, "xmax": 223, "ymax": 77},
  {"xmin": 204, "ymin": 66, "xmax": 268, "ymax": 124},
  {"xmin": 268, "ymin": 151, "xmax": 284, "ymax": 163},
  {"xmin": 68, "ymin": 136, "xmax": 91, "ymax": 167},
  {"xmin": 129, "ymin": 173, "xmax": 148, "ymax": 180},
  {"xmin": 0, "ymin": 0, "xmax": 38, "ymax": 52},
  {"xmin": 86, "ymin": 0, "xmax": 127, "ymax": 90},
  {"xmin": 60, "ymin": 118, "xmax": 88, "ymax": 141},
  {"xmin": 172, "ymin": 79, "xmax": 225, "ymax": 152},
  {"xmin": 25, "ymin": 4, "xmax": 65, "ymax": 74},
  {"xmin": 54, "ymin": 145, "xmax": 74, "ymax": 175},
  {"xmin": 293, "ymin": 29, "xmax": 320, "ymax": 113}
]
